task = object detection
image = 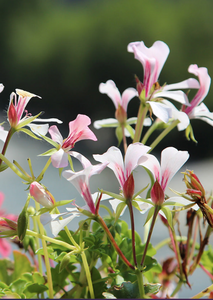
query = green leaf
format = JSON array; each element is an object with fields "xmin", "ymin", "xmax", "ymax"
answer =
[
  {"xmin": 0, "ymin": 258, "xmax": 14, "ymax": 285},
  {"xmin": 12, "ymin": 251, "xmax": 35, "ymax": 282},
  {"xmin": 109, "ymin": 281, "xmax": 139, "ymax": 299},
  {"xmin": 144, "ymin": 206, "xmax": 155, "ymax": 225},
  {"xmin": 16, "ymin": 113, "xmax": 41, "ymax": 130},
  {"xmin": 25, "ymin": 283, "xmax": 48, "ymax": 294},
  {"xmin": 18, "ymin": 127, "xmax": 41, "ymax": 140},
  {"xmin": 39, "ymin": 133, "xmax": 59, "ymax": 148},
  {"xmin": 0, "ymin": 162, "xmax": 8, "ymax": 172},
  {"xmin": 17, "ymin": 206, "xmax": 29, "ymax": 241},
  {"xmin": 38, "ymin": 147, "xmax": 58, "ymax": 156},
  {"xmin": 115, "ymin": 126, "xmax": 123, "ymax": 146},
  {"xmin": 115, "ymin": 202, "xmax": 126, "ymax": 222},
  {"xmin": 142, "ymin": 255, "xmax": 159, "ymax": 273},
  {"xmin": 9, "ymin": 279, "xmax": 28, "ymax": 295},
  {"xmin": 144, "ymin": 283, "xmax": 161, "ymax": 295},
  {"xmin": 160, "ymin": 206, "xmax": 174, "ymax": 230}
]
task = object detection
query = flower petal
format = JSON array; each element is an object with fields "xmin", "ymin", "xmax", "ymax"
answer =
[
  {"xmin": 160, "ymin": 147, "xmax": 189, "ymax": 191},
  {"xmin": 93, "ymin": 146, "xmax": 125, "ymax": 187},
  {"xmin": 49, "ymin": 125, "xmax": 63, "ymax": 145},
  {"xmin": 148, "ymin": 101, "xmax": 172, "ymax": 123},
  {"xmin": 99, "ymin": 80, "xmax": 122, "ymax": 109},
  {"xmin": 154, "ymin": 90, "xmax": 190, "ymax": 105},
  {"xmin": 51, "ymin": 148, "xmax": 68, "ymax": 168},
  {"xmin": 124, "ymin": 143, "xmax": 150, "ymax": 177},
  {"xmin": 121, "ymin": 88, "xmax": 138, "ymax": 111},
  {"xmin": 93, "ymin": 118, "xmax": 118, "ymax": 129},
  {"xmin": 138, "ymin": 154, "xmax": 161, "ymax": 182}
]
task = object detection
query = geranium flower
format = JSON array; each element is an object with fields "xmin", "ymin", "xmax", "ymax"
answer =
[
  {"xmin": 47, "ymin": 114, "xmax": 97, "ymax": 168},
  {"xmin": 94, "ymin": 80, "xmax": 151, "ymax": 139},
  {"xmin": 137, "ymin": 147, "xmax": 199, "ymax": 214},
  {"xmin": 7, "ymin": 89, "xmax": 62, "ymax": 134},
  {"xmin": 163, "ymin": 65, "xmax": 212, "ymax": 131},
  {"xmin": 127, "ymin": 41, "xmax": 200, "ymax": 123},
  {"xmin": 93, "ymin": 143, "xmax": 151, "ymax": 215},
  {"xmin": 0, "ymin": 192, "xmax": 18, "ymax": 257},
  {"xmin": 40, "ymin": 153, "xmax": 108, "ymax": 236}
]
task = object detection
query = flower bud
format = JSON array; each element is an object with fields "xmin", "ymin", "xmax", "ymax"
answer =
[
  {"xmin": 8, "ymin": 102, "xmax": 18, "ymax": 128},
  {"xmin": 0, "ymin": 217, "xmax": 17, "ymax": 236},
  {"xmin": 29, "ymin": 182, "xmax": 55, "ymax": 208},
  {"xmin": 123, "ymin": 173, "xmax": 135, "ymax": 200},
  {"xmin": 115, "ymin": 105, "xmax": 127, "ymax": 124},
  {"xmin": 135, "ymin": 75, "xmax": 144, "ymax": 98},
  {"xmin": 183, "ymin": 170, "xmax": 205, "ymax": 200},
  {"xmin": 151, "ymin": 180, "xmax": 164, "ymax": 206}
]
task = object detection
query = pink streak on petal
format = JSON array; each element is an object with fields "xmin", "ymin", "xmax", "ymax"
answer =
[{"xmin": 185, "ymin": 65, "xmax": 211, "ymax": 115}]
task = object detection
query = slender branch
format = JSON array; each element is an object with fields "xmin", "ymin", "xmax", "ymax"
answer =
[
  {"xmin": 141, "ymin": 206, "xmax": 159, "ymax": 267},
  {"xmin": 96, "ymin": 215, "xmax": 135, "ymax": 270},
  {"xmin": 133, "ymin": 104, "xmax": 148, "ymax": 143},
  {"xmin": 121, "ymin": 124, "xmax": 127, "ymax": 153},
  {"xmin": 148, "ymin": 119, "xmax": 179, "ymax": 153},
  {"xmin": 127, "ymin": 200, "xmax": 137, "ymax": 266}
]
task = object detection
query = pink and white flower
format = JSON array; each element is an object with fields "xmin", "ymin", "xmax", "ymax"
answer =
[
  {"xmin": 62, "ymin": 159, "xmax": 108, "ymax": 214},
  {"xmin": 7, "ymin": 89, "xmax": 62, "ymax": 134},
  {"xmin": 48, "ymin": 114, "xmax": 97, "ymax": 168},
  {"xmin": 127, "ymin": 41, "xmax": 200, "ymax": 123},
  {"xmin": 163, "ymin": 65, "xmax": 212, "ymax": 131},
  {"xmin": 29, "ymin": 182, "xmax": 55, "ymax": 208},
  {"xmin": 94, "ymin": 80, "xmax": 151, "ymax": 137},
  {"xmin": 138, "ymin": 147, "xmax": 199, "ymax": 212}
]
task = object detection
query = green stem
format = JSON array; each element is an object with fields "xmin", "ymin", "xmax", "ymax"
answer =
[
  {"xmin": 127, "ymin": 200, "xmax": 137, "ymax": 266},
  {"xmin": 133, "ymin": 104, "xmax": 148, "ymax": 143},
  {"xmin": 36, "ymin": 157, "xmax": 52, "ymax": 182},
  {"xmin": 81, "ymin": 251, "xmax": 95, "ymax": 298},
  {"xmin": 26, "ymin": 229, "xmax": 76, "ymax": 251},
  {"xmin": 35, "ymin": 202, "xmax": 53, "ymax": 299},
  {"xmin": 141, "ymin": 119, "xmax": 160, "ymax": 145},
  {"xmin": 191, "ymin": 283, "xmax": 213, "ymax": 299},
  {"xmin": 136, "ymin": 269, "xmax": 145, "ymax": 298},
  {"xmin": 148, "ymin": 119, "xmax": 179, "ymax": 153},
  {"xmin": 32, "ymin": 212, "xmax": 43, "ymax": 275},
  {"xmin": 55, "ymin": 207, "xmax": 80, "ymax": 249},
  {"xmin": 170, "ymin": 280, "xmax": 182, "ymax": 297},
  {"xmin": 0, "ymin": 128, "xmax": 15, "ymax": 166},
  {"xmin": 122, "ymin": 124, "xmax": 127, "ymax": 153},
  {"xmin": 155, "ymin": 236, "xmax": 188, "ymax": 251},
  {"xmin": 141, "ymin": 206, "xmax": 160, "ymax": 267}
]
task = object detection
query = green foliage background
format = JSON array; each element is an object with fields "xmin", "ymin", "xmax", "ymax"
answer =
[{"xmin": 1, "ymin": 0, "xmax": 213, "ymax": 158}]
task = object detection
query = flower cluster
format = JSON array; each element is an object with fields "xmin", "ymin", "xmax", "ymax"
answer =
[{"xmin": 0, "ymin": 40, "xmax": 212, "ymax": 299}]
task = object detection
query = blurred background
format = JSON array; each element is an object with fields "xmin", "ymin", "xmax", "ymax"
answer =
[{"xmin": 1, "ymin": 0, "xmax": 213, "ymax": 297}]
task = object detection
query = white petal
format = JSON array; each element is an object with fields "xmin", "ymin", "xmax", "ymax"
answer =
[
  {"xmin": 69, "ymin": 151, "xmax": 92, "ymax": 169},
  {"xmin": 109, "ymin": 199, "xmax": 127, "ymax": 216},
  {"xmin": 138, "ymin": 153, "xmax": 161, "ymax": 181},
  {"xmin": 160, "ymin": 147, "xmax": 189, "ymax": 190},
  {"xmin": 93, "ymin": 118, "xmax": 118, "ymax": 129},
  {"xmin": 163, "ymin": 78, "xmax": 200, "ymax": 91},
  {"xmin": 35, "ymin": 118, "xmax": 63, "ymax": 124},
  {"xmin": 50, "ymin": 214, "xmax": 80, "ymax": 237},
  {"xmin": 99, "ymin": 80, "xmax": 121, "ymax": 109},
  {"xmin": 155, "ymin": 90, "xmax": 189, "ymax": 105},
  {"xmin": 148, "ymin": 101, "xmax": 172, "ymax": 123},
  {"xmin": 51, "ymin": 148, "xmax": 68, "ymax": 168},
  {"xmin": 27, "ymin": 123, "xmax": 49, "ymax": 136},
  {"xmin": 0, "ymin": 84, "xmax": 4, "ymax": 93},
  {"xmin": 125, "ymin": 143, "xmax": 150, "ymax": 176}
]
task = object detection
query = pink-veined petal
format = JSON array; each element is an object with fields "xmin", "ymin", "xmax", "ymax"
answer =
[
  {"xmin": 160, "ymin": 147, "xmax": 189, "ymax": 191},
  {"xmin": 190, "ymin": 103, "xmax": 213, "ymax": 126},
  {"xmin": 99, "ymin": 80, "xmax": 122, "ymax": 109},
  {"xmin": 124, "ymin": 143, "xmax": 150, "ymax": 178},
  {"xmin": 51, "ymin": 148, "xmax": 68, "ymax": 168},
  {"xmin": 68, "ymin": 114, "xmax": 97, "ymax": 142},
  {"xmin": 49, "ymin": 125, "xmax": 63, "ymax": 145},
  {"xmin": 185, "ymin": 65, "xmax": 211, "ymax": 114},
  {"xmin": 121, "ymin": 88, "xmax": 138, "ymax": 111},
  {"xmin": 93, "ymin": 146, "xmax": 125, "ymax": 187},
  {"xmin": 138, "ymin": 154, "xmax": 161, "ymax": 182},
  {"xmin": 148, "ymin": 101, "xmax": 172, "ymax": 123}
]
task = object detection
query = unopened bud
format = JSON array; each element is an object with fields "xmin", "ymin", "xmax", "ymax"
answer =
[
  {"xmin": 29, "ymin": 182, "xmax": 55, "ymax": 208},
  {"xmin": 8, "ymin": 102, "xmax": 18, "ymax": 128},
  {"xmin": 115, "ymin": 105, "xmax": 127, "ymax": 124},
  {"xmin": 135, "ymin": 75, "xmax": 144, "ymax": 97},
  {"xmin": 0, "ymin": 217, "xmax": 17, "ymax": 236},
  {"xmin": 123, "ymin": 173, "xmax": 135, "ymax": 200},
  {"xmin": 151, "ymin": 180, "xmax": 164, "ymax": 206}
]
